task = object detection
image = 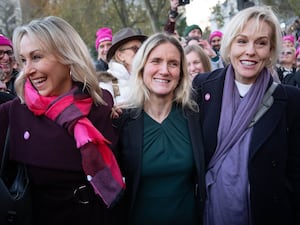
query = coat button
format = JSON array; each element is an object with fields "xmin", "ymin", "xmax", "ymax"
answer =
[
  {"xmin": 271, "ymin": 160, "xmax": 278, "ymax": 167},
  {"xmin": 23, "ymin": 131, "xmax": 30, "ymax": 140}
]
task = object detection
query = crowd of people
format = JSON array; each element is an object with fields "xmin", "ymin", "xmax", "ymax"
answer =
[
  {"xmin": 275, "ymin": 34, "xmax": 300, "ymax": 86},
  {"xmin": 0, "ymin": 1, "xmax": 300, "ymax": 225}
]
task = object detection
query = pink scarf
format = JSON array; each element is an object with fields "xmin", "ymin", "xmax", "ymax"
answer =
[{"xmin": 24, "ymin": 80, "xmax": 125, "ymax": 208}]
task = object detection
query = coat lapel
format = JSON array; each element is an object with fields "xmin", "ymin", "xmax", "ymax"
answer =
[
  {"xmin": 249, "ymin": 85, "xmax": 287, "ymax": 159},
  {"xmin": 121, "ymin": 110, "xmax": 144, "ymax": 210},
  {"xmin": 198, "ymin": 71, "xmax": 225, "ymax": 161},
  {"xmin": 186, "ymin": 109, "xmax": 206, "ymax": 200}
]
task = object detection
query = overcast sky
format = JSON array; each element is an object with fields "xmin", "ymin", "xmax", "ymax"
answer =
[{"xmin": 185, "ymin": 0, "xmax": 222, "ymax": 29}]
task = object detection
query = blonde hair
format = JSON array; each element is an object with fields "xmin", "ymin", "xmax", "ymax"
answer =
[
  {"xmin": 13, "ymin": 16, "xmax": 105, "ymax": 105},
  {"xmin": 184, "ymin": 44, "xmax": 212, "ymax": 72},
  {"xmin": 220, "ymin": 5, "xmax": 282, "ymax": 68},
  {"xmin": 124, "ymin": 32, "xmax": 198, "ymax": 111}
]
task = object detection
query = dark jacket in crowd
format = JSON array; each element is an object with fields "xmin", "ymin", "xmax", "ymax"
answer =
[
  {"xmin": 0, "ymin": 69, "xmax": 19, "ymax": 104},
  {"xmin": 276, "ymin": 66, "xmax": 297, "ymax": 84},
  {"xmin": 95, "ymin": 58, "xmax": 109, "ymax": 71},
  {"xmin": 283, "ymin": 70, "xmax": 300, "ymax": 88},
  {"xmin": 0, "ymin": 91, "xmax": 15, "ymax": 104}
]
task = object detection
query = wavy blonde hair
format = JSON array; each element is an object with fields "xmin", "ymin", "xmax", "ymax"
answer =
[{"xmin": 13, "ymin": 16, "xmax": 105, "ymax": 105}]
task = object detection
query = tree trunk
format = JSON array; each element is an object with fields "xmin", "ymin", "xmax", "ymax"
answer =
[{"xmin": 143, "ymin": 0, "xmax": 168, "ymax": 33}]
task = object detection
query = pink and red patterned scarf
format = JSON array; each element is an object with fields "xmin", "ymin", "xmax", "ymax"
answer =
[{"xmin": 24, "ymin": 79, "xmax": 125, "ymax": 208}]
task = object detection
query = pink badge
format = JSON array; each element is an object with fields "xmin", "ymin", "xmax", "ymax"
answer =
[
  {"xmin": 205, "ymin": 93, "xmax": 211, "ymax": 101},
  {"xmin": 24, "ymin": 131, "xmax": 30, "ymax": 140}
]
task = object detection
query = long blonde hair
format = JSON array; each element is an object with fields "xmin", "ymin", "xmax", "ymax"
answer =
[{"xmin": 13, "ymin": 16, "xmax": 105, "ymax": 105}]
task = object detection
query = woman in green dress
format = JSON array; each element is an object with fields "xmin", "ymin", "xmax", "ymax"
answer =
[{"xmin": 115, "ymin": 32, "xmax": 206, "ymax": 225}]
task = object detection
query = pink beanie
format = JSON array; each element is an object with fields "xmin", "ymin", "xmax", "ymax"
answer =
[
  {"xmin": 95, "ymin": 27, "xmax": 113, "ymax": 50},
  {"xmin": 0, "ymin": 34, "xmax": 12, "ymax": 48},
  {"xmin": 209, "ymin": 30, "xmax": 223, "ymax": 43},
  {"xmin": 283, "ymin": 34, "xmax": 295, "ymax": 45}
]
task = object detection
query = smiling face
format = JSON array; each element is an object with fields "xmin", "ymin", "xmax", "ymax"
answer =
[
  {"xmin": 19, "ymin": 34, "xmax": 72, "ymax": 96},
  {"xmin": 230, "ymin": 18, "xmax": 272, "ymax": 84},
  {"xmin": 186, "ymin": 50, "xmax": 205, "ymax": 80},
  {"xmin": 97, "ymin": 40, "xmax": 112, "ymax": 62},
  {"xmin": 279, "ymin": 47, "xmax": 296, "ymax": 67},
  {"xmin": 143, "ymin": 42, "xmax": 181, "ymax": 100},
  {"xmin": 210, "ymin": 36, "xmax": 222, "ymax": 51},
  {"xmin": 0, "ymin": 45, "xmax": 14, "ymax": 77}
]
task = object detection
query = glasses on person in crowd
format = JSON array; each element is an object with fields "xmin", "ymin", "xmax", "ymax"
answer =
[
  {"xmin": 120, "ymin": 46, "xmax": 140, "ymax": 53},
  {"xmin": 281, "ymin": 51, "xmax": 293, "ymax": 55},
  {"xmin": 0, "ymin": 50, "xmax": 14, "ymax": 58}
]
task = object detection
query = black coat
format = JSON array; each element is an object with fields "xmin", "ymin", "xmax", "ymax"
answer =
[
  {"xmin": 193, "ymin": 67, "xmax": 300, "ymax": 225},
  {"xmin": 115, "ymin": 107, "xmax": 206, "ymax": 225},
  {"xmin": 0, "ymin": 91, "xmax": 15, "ymax": 104},
  {"xmin": 95, "ymin": 59, "xmax": 109, "ymax": 71},
  {"xmin": 284, "ymin": 70, "xmax": 300, "ymax": 88}
]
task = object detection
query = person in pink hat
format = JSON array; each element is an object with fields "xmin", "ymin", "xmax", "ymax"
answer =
[
  {"xmin": 209, "ymin": 30, "xmax": 223, "ymax": 54},
  {"xmin": 282, "ymin": 34, "xmax": 295, "ymax": 47},
  {"xmin": 289, "ymin": 46, "xmax": 300, "ymax": 88},
  {"xmin": 0, "ymin": 34, "xmax": 18, "ymax": 99},
  {"xmin": 95, "ymin": 27, "xmax": 113, "ymax": 71}
]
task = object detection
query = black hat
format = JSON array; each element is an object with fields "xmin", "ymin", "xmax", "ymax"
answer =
[{"xmin": 107, "ymin": 27, "xmax": 147, "ymax": 62}]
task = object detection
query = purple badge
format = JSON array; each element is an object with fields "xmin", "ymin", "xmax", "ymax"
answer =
[
  {"xmin": 205, "ymin": 93, "xmax": 211, "ymax": 101},
  {"xmin": 24, "ymin": 131, "xmax": 30, "ymax": 140}
]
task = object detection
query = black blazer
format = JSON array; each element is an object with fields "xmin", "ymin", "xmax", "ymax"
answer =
[
  {"xmin": 115, "ymin": 107, "xmax": 206, "ymax": 225},
  {"xmin": 193, "ymin": 67, "xmax": 300, "ymax": 225}
]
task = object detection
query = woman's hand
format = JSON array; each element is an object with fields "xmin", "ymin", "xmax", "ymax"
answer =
[
  {"xmin": 199, "ymin": 39, "xmax": 217, "ymax": 58},
  {"xmin": 170, "ymin": 0, "xmax": 179, "ymax": 10},
  {"xmin": 111, "ymin": 105, "xmax": 123, "ymax": 119}
]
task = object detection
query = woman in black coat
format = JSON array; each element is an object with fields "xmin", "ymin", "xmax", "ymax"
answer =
[
  {"xmin": 193, "ymin": 6, "xmax": 300, "ymax": 225},
  {"xmin": 115, "ymin": 33, "xmax": 206, "ymax": 225}
]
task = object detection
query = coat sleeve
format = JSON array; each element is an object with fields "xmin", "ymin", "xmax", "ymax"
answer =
[{"xmin": 285, "ymin": 86, "xmax": 300, "ymax": 224}]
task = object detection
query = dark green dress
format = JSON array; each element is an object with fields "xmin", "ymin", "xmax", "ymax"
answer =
[{"xmin": 131, "ymin": 106, "xmax": 198, "ymax": 225}]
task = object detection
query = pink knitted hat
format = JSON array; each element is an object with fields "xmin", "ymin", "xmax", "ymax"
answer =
[
  {"xmin": 209, "ymin": 30, "xmax": 223, "ymax": 43},
  {"xmin": 95, "ymin": 27, "xmax": 112, "ymax": 50},
  {"xmin": 282, "ymin": 34, "xmax": 295, "ymax": 45},
  {"xmin": 0, "ymin": 34, "xmax": 12, "ymax": 48}
]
